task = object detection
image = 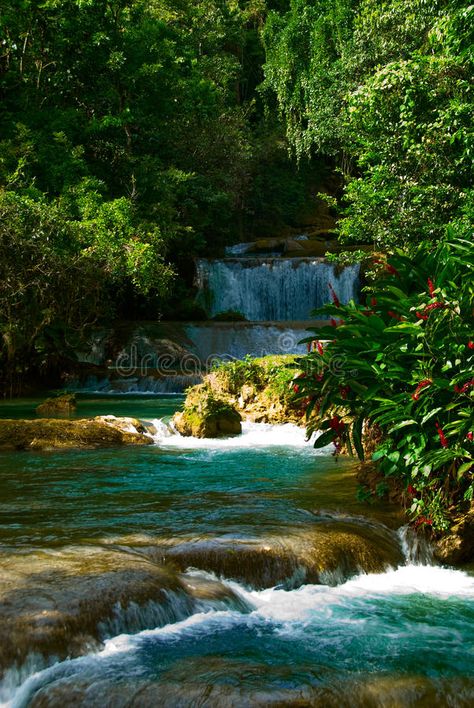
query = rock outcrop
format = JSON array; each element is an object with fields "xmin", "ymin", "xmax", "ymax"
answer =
[
  {"xmin": 0, "ymin": 417, "xmax": 153, "ymax": 451},
  {"xmin": 434, "ymin": 504, "xmax": 474, "ymax": 565},
  {"xmin": 36, "ymin": 393, "xmax": 77, "ymax": 416},
  {"xmin": 174, "ymin": 356, "xmax": 303, "ymax": 436}
]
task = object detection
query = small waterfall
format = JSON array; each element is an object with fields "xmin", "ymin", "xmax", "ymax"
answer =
[
  {"xmin": 196, "ymin": 257, "xmax": 360, "ymax": 321},
  {"xmin": 398, "ymin": 525, "xmax": 434, "ymax": 565}
]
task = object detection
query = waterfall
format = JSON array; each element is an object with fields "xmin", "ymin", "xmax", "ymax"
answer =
[{"xmin": 196, "ymin": 257, "xmax": 360, "ymax": 321}]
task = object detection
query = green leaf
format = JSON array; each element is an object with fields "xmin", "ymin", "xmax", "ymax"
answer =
[
  {"xmin": 313, "ymin": 430, "xmax": 335, "ymax": 449},
  {"xmin": 352, "ymin": 415, "xmax": 365, "ymax": 461}
]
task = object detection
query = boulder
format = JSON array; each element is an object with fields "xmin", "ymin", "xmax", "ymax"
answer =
[
  {"xmin": 36, "ymin": 393, "xmax": 77, "ymax": 416},
  {"xmin": 172, "ymin": 384, "xmax": 242, "ymax": 438}
]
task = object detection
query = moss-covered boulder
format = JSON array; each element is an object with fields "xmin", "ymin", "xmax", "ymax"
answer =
[
  {"xmin": 36, "ymin": 393, "xmax": 77, "ymax": 416},
  {"xmin": 173, "ymin": 384, "xmax": 242, "ymax": 438},
  {"xmin": 0, "ymin": 417, "xmax": 153, "ymax": 451}
]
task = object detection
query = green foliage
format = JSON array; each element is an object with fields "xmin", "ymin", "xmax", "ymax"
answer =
[
  {"xmin": 263, "ymin": 0, "xmax": 473, "ymax": 250},
  {"xmin": 296, "ymin": 237, "xmax": 474, "ymax": 530},
  {"xmin": 212, "ymin": 355, "xmax": 267, "ymax": 393}
]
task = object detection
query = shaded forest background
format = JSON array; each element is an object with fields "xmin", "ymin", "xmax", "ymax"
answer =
[{"xmin": 0, "ymin": 0, "xmax": 472, "ymax": 391}]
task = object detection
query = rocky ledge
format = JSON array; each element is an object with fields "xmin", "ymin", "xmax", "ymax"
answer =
[
  {"xmin": 0, "ymin": 416, "xmax": 153, "ymax": 451},
  {"xmin": 173, "ymin": 355, "xmax": 302, "ymax": 438}
]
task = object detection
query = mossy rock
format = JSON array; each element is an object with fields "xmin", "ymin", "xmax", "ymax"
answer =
[
  {"xmin": 36, "ymin": 393, "xmax": 77, "ymax": 416},
  {"xmin": 0, "ymin": 417, "xmax": 153, "ymax": 451},
  {"xmin": 173, "ymin": 384, "xmax": 242, "ymax": 438}
]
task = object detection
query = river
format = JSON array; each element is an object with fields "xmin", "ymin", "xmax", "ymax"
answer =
[{"xmin": 1, "ymin": 395, "xmax": 473, "ymax": 707}]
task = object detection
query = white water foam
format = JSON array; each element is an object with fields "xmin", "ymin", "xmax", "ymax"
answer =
[{"xmin": 149, "ymin": 419, "xmax": 332, "ymax": 452}]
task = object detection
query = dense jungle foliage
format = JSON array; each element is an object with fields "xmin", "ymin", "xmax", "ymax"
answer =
[
  {"xmin": 0, "ymin": 0, "xmax": 472, "ymax": 395},
  {"xmin": 295, "ymin": 237, "xmax": 474, "ymax": 530}
]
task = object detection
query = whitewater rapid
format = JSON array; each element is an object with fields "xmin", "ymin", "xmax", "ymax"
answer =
[{"xmin": 5, "ymin": 565, "xmax": 474, "ymax": 707}]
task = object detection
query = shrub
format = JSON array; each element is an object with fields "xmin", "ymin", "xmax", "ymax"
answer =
[{"xmin": 296, "ymin": 236, "xmax": 474, "ymax": 530}]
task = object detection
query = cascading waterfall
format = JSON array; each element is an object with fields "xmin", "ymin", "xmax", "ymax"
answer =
[{"xmin": 196, "ymin": 257, "xmax": 360, "ymax": 320}]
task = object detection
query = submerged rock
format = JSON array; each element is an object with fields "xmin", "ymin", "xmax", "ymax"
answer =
[
  {"xmin": 0, "ymin": 417, "xmax": 153, "ymax": 451},
  {"xmin": 36, "ymin": 393, "xmax": 77, "ymax": 416},
  {"xmin": 172, "ymin": 384, "xmax": 242, "ymax": 438}
]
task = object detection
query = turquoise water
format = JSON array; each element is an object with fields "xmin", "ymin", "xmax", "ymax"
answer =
[{"xmin": 1, "ymin": 396, "xmax": 474, "ymax": 707}]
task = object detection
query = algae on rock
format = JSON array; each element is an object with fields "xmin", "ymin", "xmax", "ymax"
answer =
[
  {"xmin": 173, "ymin": 384, "xmax": 242, "ymax": 438},
  {"xmin": 0, "ymin": 417, "xmax": 153, "ymax": 451}
]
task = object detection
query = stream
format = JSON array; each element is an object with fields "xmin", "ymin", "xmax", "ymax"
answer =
[{"xmin": 1, "ymin": 395, "xmax": 474, "ymax": 707}]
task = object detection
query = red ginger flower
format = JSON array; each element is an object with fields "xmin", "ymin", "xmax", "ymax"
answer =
[
  {"xmin": 293, "ymin": 384, "xmax": 300, "ymax": 394},
  {"xmin": 427, "ymin": 278, "xmax": 436, "ymax": 298},
  {"xmin": 328, "ymin": 284, "xmax": 340, "ymax": 307},
  {"xmin": 415, "ymin": 515, "xmax": 433, "ymax": 528},
  {"xmin": 329, "ymin": 415, "xmax": 345, "ymax": 436},
  {"xmin": 411, "ymin": 379, "xmax": 432, "ymax": 401},
  {"xmin": 386, "ymin": 263, "xmax": 399, "ymax": 276},
  {"xmin": 316, "ymin": 340, "xmax": 324, "ymax": 356},
  {"xmin": 407, "ymin": 485, "xmax": 417, "ymax": 496},
  {"xmin": 454, "ymin": 379, "xmax": 474, "ymax": 394},
  {"xmin": 468, "ymin": 341, "xmax": 474, "ymax": 350},
  {"xmin": 467, "ymin": 432, "xmax": 473, "ymax": 442},
  {"xmin": 388, "ymin": 310, "xmax": 404, "ymax": 321},
  {"xmin": 435, "ymin": 422, "xmax": 449, "ymax": 448},
  {"xmin": 370, "ymin": 297, "xmax": 377, "ymax": 307}
]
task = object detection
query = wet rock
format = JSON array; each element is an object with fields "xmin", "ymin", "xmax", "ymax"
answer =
[
  {"xmin": 36, "ymin": 394, "xmax": 77, "ymax": 417},
  {"xmin": 434, "ymin": 504, "xmax": 474, "ymax": 565},
  {"xmin": 149, "ymin": 521, "xmax": 404, "ymax": 589},
  {"xmin": 0, "ymin": 549, "xmax": 246, "ymax": 679},
  {"xmin": 0, "ymin": 417, "xmax": 153, "ymax": 451},
  {"xmin": 172, "ymin": 384, "xmax": 242, "ymax": 438}
]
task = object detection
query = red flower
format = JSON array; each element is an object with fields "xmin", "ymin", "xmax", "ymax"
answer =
[
  {"xmin": 411, "ymin": 379, "xmax": 432, "ymax": 401},
  {"xmin": 293, "ymin": 384, "xmax": 300, "ymax": 394},
  {"xmin": 316, "ymin": 340, "xmax": 324, "ymax": 356},
  {"xmin": 427, "ymin": 278, "xmax": 436, "ymax": 298},
  {"xmin": 467, "ymin": 432, "xmax": 473, "ymax": 442},
  {"xmin": 417, "ymin": 302, "xmax": 447, "ymax": 321},
  {"xmin": 468, "ymin": 341, "xmax": 474, "ymax": 350},
  {"xmin": 435, "ymin": 422, "xmax": 449, "ymax": 448},
  {"xmin": 370, "ymin": 297, "xmax": 378, "ymax": 307},
  {"xmin": 387, "ymin": 310, "xmax": 403, "ymax": 321},
  {"xmin": 386, "ymin": 263, "xmax": 399, "ymax": 276},
  {"xmin": 407, "ymin": 485, "xmax": 417, "ymax": 496},
  {"xmin": 328, "ymin": 284, "xmax": 340, "ymax": 307},
  {"xmin": 329, "ymin": 415, "xmax": 345, "ymax": 436},
  {"xmin": 339, "ymin": 385, "xmax": 350, "ymax": 399},
  {"xmin": 454, "ymin": 379, "xmax": 474, "ymax": 394},
  {"xmin": 415, "ymin": 516, "xmax": 433, "ymax": 528}
]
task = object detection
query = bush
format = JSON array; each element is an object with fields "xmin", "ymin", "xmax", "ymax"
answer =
[{"xmin": 296, "ymin": 236, "xmax": 474, "ymax": 530}]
